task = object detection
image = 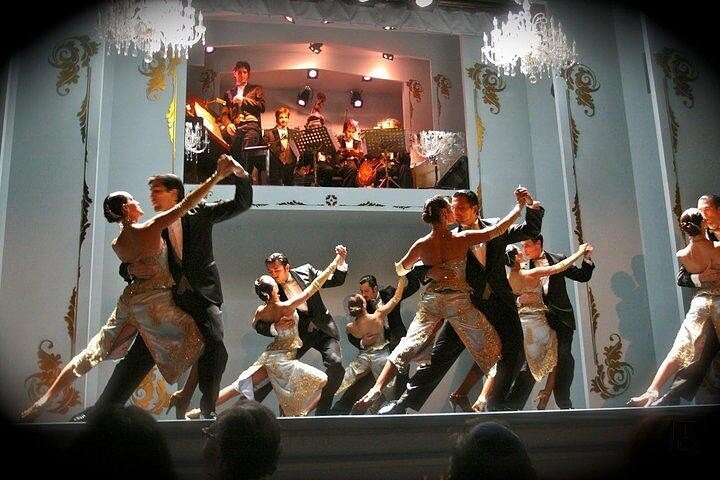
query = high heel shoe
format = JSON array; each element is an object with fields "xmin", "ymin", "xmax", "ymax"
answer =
[
  {"xmin": 626, "ymin": 389, "xmax": 659, "ymax": 408},
  {"xmin": 166, "ymin": 391, "xmax": 191, "ymax": 420},
  {"xmin": 352, "ymin": 387, "xmax": 382, "ymax": 414},
  {"xmin": 448, "ymin": 393, "xmax": 473, "ymax": 413},
  {"xmin": 535, "ymin": 391, "xmax": 551, "ymax": 410},
  {"xmin": 472, "ymin": 396, "xmax": 487, "ymax": 412},
  {"xmin": 20, "ymin": 401, "xmax": 46, "ymax": 423}
]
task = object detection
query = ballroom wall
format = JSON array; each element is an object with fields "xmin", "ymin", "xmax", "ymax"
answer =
[{"xmin": 1, "ymin": 0, "xmax": 718, "ymax": 420}]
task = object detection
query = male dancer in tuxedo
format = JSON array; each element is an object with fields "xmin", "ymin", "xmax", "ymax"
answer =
[
  {"xmin": 330, "ymin": 271, "xmax": 424, "ymax": 414},
  {"xmin": 72, "ymin": 156, "xmax": 252, "ymax": 421},
  {"xmin": 254, "ymin": 248, "xmax": 348, "ymax": 415},
  {"xmin": 221, "ymin": 60, "xmax": 265, "ymax": 183},
  {"xmin": 380, "ymin": 187, "xmax": 543, "ymax": 414},
  {"xmin": 654, "ymin": 193, "xmax": 720, "ymax": 405},
  {"xmin": 264, "ymin": 106, "xmax": 297, "ymax": 186},
  {"xmin": 506, "ymin": 235, "xmax": 595, "ymax": 409}
]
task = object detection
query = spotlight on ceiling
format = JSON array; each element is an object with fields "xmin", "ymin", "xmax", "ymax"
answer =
[
  {"xmin": 323, "ymin": 19, "xmax": 333, "ymax": 24},
  {"xmin": 309, "ymin": 42, "xmax": 323, "ymax": 54},
  {"xmin": 297, "ymin": 86, "xmax": 313, "ymax": 107},
  {"xmin": 383, "ymin": 25, "xmax": 396, "ymax": 31},
  {"xmin": 415, "ymin": 0, "xmax": 434, "ymax": 7},
  {"xmin": 350, "ymin": 90, "xmax": 363, "ymax": 108},
  {"xmin": 204, "ymin": 45, "xmax": 215, "ymax": 54},
  {"xmin": 382, "ymin": 52, "xmax": 394, "ymax": 61},
  {"xmin": 284, "ymin": 16, "xmax": 295, "ymax": 23},
  {"xmin": 307, "ymin": 68, "xmax": 319, "ymax": 79},
  {"xmin": 361, "ymin": 75, "xmax": 372, "ymax": 82}
]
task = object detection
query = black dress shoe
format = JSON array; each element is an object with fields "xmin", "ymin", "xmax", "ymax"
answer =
[
  {"xmin": 69, "ymin": 407, "xmax": 94, "ymax": 422},
  {"xmin": 201, "ymin": 411, "xmax": 217, "ymax": 420}
]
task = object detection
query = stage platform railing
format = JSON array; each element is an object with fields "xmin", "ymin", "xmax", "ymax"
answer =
[{"xmin": 14, "ymin": 404, "xmax": 718, "ymax": 479}]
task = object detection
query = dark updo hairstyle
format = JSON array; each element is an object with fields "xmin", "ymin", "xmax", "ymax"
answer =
[
  {"xmin": 422, "ymin": 195, "xmax": 450, "ymax": 224},
  {"xmin": 505, "ymin": 245, "xmax": 519, "ymax": 267},
  {"xmin": 103, "ymin": 191, "xmax": 130, "ymax": 223},
  {"xmin": 254, "ymin": 276, "xmax": 274, "ymax": 302},
  {"xmin": 347, "ymin": 294, "xmax": 366, "ymax": 318},
  {"xmin": 679, "ymin": 208, "xmax": 703, "ymax": 236}
]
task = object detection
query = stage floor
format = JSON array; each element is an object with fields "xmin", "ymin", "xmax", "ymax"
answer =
[{"xmin": 13, "ymin": 404, "xmax": 719, "ymax": 479}]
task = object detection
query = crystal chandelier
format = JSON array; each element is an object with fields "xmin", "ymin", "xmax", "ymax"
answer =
[
  {"xmin": 481, "ymin": 0, "xmax": 577, "ymax": 83},
  {"xmin": 185, "ymin": 120, "xmax": 209, "ymax": 154},
  {"xmin": 98, "ymin": 0, "xmax": 206, "ymax": 63},
  {"xmin": 412, "ymin": 131, "xmax": 466, "ymax": 187}
]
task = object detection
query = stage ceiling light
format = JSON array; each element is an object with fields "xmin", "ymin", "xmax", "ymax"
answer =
[
  {"xmin": 204, "ymin": 45, "xmax": 215, "ymax": 53},
  {"xmin": 307, "ymin": 68, "xmax": 319, "ymax": 79},
  {"xmin": 350, "ymin": 90, "xmax": 363, "ymax": 108},
  {"xmin": 362, "ymin": 75, "xmax": 372, "ymax": 81},
  {"xmin": 297, "ymin": 86, "xmax": 312, "ymax": 107},
  {"xmin": 382, "ymin": 52, "xmax": 394, "ymax": 60},
  {"xmin": 309, "ymin": 42, "xmax": 323, "ymax": 54}
]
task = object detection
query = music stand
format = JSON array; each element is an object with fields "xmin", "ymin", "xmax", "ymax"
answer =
[
  {"xmin": 292, "ymin": 126, "xmax": 336, "ymax": 186},
  {"xmin": 362, "ymin": 128, "xmax": 405, "ymax": 188}
]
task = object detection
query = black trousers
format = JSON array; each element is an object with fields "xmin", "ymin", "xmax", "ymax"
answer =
[
  {"xmin": 175, "ymin": 299, "xmax": 228, "ymax": 415},
  {"xmin": 483, "ymin": 298, "xmax": 525, "ymax": 410},
  {"xmin": 549, "ymin": 317, "xmax": 575, "ymax": 408},
  {"xmin": 231, "ymin": 122, "xmax": 262, "ymax": 174},
  {"xmin": 401, "ymin": 321, "xmax": 465, "ymax": 411},
  {"xmin": 255, "ymin": 328, "xmax": 344, "ymax": 416},
  {"xmin": 506, "ymin": 314, "xmax": 575, "ymax": 409},
  {"xmin": 400, "ymin": 295, "xmax": 523, "ymax": 412},
  {"xmin": 329, "ymin": 347, "xmax": 409, "ymax": 415},
  {"xmin": 330, "ymin": 373, "xmax": 374, "ymax": 415},
  {"xmin": 268, "ymin": 158, "xmax": 295, "ymax": 186},
  {"xmin": 96, "ymin": 299, "xmax": 227, "ymax": 415}
]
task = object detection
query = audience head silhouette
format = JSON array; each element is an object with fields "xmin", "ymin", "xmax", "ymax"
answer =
[
  {"xmin": 448, "ymin": 421, "xmax": 536, "ymax": 480},
  {"xmin": 66, "ymin": 405, "xmax": 177, "ymax": 479},
  {"xmin": 203, "ymin": 400, "xmax": 282, "ymax": 480}
]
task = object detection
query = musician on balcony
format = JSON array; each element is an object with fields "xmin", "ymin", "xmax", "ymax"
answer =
[
  {"xmin": 318, "ymin": 119, "xmax": 364, "ymax": 187},
  {"xmin": 264, "ymin": 107, "xmax": 297, "ymax": 186},
  {"xmin": 220, "ymin": 60, "xmax": 266, "ymax": 184}
]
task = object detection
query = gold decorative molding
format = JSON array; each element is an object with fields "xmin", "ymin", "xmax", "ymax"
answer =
[
  {"xmin": 24, "ymin": 340, "xmax": 80, "ymax": 414},
  {"xmin": 140, "ymin": 55, "xmax": 182, "ymax": 172},
  {"xmin": 655, "ymin": 48, "xmax": 698, "ymax": 108},
  {"xmin": 131, "ymin": 366, "xmax": 172, "ymax": 414},
  {"xmin": 406, "ymin": 79, "xmax": 423, "ymax": 132},
  {"xmin": 432, "ymin": 73, "xmax": 451, "ymax": 118},
  {"xmin": 590, "ymin": 336, "xmax": 635, "ymax": 399},
  {"xmin": 466, "ymin": 62, "xmax": 506, "ymax": 114},
  {"xmin": 466, "ymin": 62, "xmax": 506, "ymax": 216},
  {"xmin": 562, "ymin": 63, "xmax": 599, "ymax": 117},
  {"xmin": 654, "ymin": 48, "xmax": 698, "ymax": 226},
  {"xmin": 49, "ymin": 36, "xmax": 98, "ymax": 356},
  {"xmin": 199, "ymin": 67, "xmax": 217, "ymax": 98},
  {"xmin": 561, "ymin": 63, "xmax": 634, "ymax": 399}
]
